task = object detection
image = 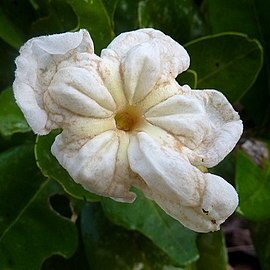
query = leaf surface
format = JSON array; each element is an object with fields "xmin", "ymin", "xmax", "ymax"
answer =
[
  {"xmin": 67, "ymin": 0, "xmax": 114, "ymax": 52},
  {"xmin": 101, "ymin": 190, "xmax": 198, "ymax": 266},
  {"xmin": 185, "ymin": 33, "xmax": 263, "ymax": 103},
  {"xmin": 0, "ymin": 87, "xmax": 30, "ymax": 137},
  {"xmin": 236, "ymin": 150, "xmax": 270, "ymax": 221},
  {"xmin": 177, "ymin": 69, "xmax": 197, "ymax": 89},
  {"xmin": 195, "ymin": 231, "xmax": 228, "ymax": 270},
  {"xmin": 35, "ymin": 131, "xmax": 100, "ymax": 202},
  {"xmin": 81, "ymin": 203, "xmax": 183, "ymax": 269},
  {"xmin": 138, "ymin": 0, "xmax": 207, "ymax": 44},
  {"xmin": 205, "ymin": 0, "xmax": 270, "ymax": 124},
  {"xmin": 0, "ymin": 8, "xmax": 23, "ymax": 49},
  {"xmin": 0, "ymin": 144, "xmax": 77, "ymax": 270}
]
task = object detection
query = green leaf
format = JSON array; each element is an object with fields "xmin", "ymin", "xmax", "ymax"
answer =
[
  {"xmin": 241, "ymin": 70, "xmax": 270, "ymax": 126},
  {"xmin": 138, "ymin": 0, "xmax": 208, "ymax": 44},
  {"xmin": 251, "ymin": 220, "xmax": 270, "ymax": 270},
  {"xmin": 209, "ymin": 152, "xmax": 236, "ymax": 185},
  {"xmin": 236, "ymin": 150, "xmax": 270, "ymax": 221},
  {"xmin": 81, "ymin": 203, "xmax": 183, "ymax": 269},
  {"xmin": 102, "ymin": 0, "xmax": 119, "ymax": 22},
  {"xmin": 0, "ymin": 87, "xmax": 31, "ymax": 137},
  {"xmin": 0, "ymin": 40, "xmax": 17, "ymax": 90},
  {"xmin": 205, "ymin": 0, "xmax": 270, "ymax": 62},
  {"xmin": 205, "ymin": 0, "xmax": 270, "ymax": 125},
  {"xmin": 35, "ymin": 131, "xmax": 100, "ymax": 202},
  {"xmin": 0, "ymin": 8, "xmax": 23, "ymax": 49},
  {"xmin": 0, "ymin": 0, "xmax": 36, "ymax": 43},
  {"xmin": 0, "ymin": 145, "xmax": 77, "ymax": 270},
  {"xmin": 195, "ymin": 231, "xmax": 228, "ymax": 270},
  {"xmin": 0, "ymin": 144, "xmax": 43, "ymax": 233},
  {"xmin": 206, "ymin": 0, "xmax": 261, "ymax": 37},
  {"xmin": 177, "ymin": 70, "xmax": 198, "ymax": 89},
  {"xmin": 185, "ymin": 33, "xmax": 263, "ymax": 103},
  {"xmin": 31, "ymin": 0, "xmax": 77, "ymax": 36},
  {"xmin": 67, "ymin": 0, "xmax": 114, "ymax": 53},
  {"xmin": 101, "ymin": 189, "xmax": 198, "ymax": 267},
  {"xmin": 114, "ymin": 0, "xmax": 139, "ymax": 34}
]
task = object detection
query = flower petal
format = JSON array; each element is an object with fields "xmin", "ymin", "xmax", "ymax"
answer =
[
  {"xmin": 128, "ymin": 132, "xmax": 205, "ymax": 207},
  {"xmin": 13, "ymin": 29, "xmax": 93, "ymax": 134},
  {"xmin": 187, "ymin": 89, "xmax": 243, "ymax": 167},
  {"xmin": 128, "ymin": 132, "xmax": 238, "ymax": 232},
  {"xmin": 143, "ymin": 173, "xmax": 238, "ymax": 232},
  {"xmin": 145, "ymin": 93, "xmax": 209, "ymax": 149},
  {"xmin": 47, "ymin": 66, "xmax": 115, "ymax": 118},
  {"xmin": 121, "ymin": 42, "xmax": 161, "ymax": 104},
  {"xmin": 99, "ymin": 49, "xmax": 127, "ymax": 107},
  {"xmin": 105, "ymin": 28, "xmax": 190, "ymax": 78},
  {"xmin": 51, "ymin": 130, "xmax": 136, "ymax": 202},
  {"xmin": 145, "ymin": 86, "xmax": 242, "ymax": 167}
]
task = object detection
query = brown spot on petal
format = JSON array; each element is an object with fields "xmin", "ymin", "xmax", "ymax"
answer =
[{"xmin": 211, "ymin": 219, "xmax": 217, "ymax": 225}]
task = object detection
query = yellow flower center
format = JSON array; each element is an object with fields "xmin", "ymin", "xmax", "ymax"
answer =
[{"xmin": 114, "ymin": 106, "xmax": 142, "ymax": 132}]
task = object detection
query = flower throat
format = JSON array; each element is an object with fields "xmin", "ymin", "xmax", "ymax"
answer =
[{"xmin": 114, "ymin": 105, "xmax": 142, "ymax": 132}]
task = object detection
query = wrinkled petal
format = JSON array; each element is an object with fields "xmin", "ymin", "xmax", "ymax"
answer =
[
  {"xmin": 128, "ymin": 132, "xmax": 205, "ymax": 207},
  {"xmin": 99, "ymin": 49, "xmax": 127, "ymax": 107},
  {"xmin": 128, "ymin": 132, "xmax": 238, "ymax": 232},
  {"xmin": 121, "ymin": 42, "xmax": 160, "ymax": 104},
  {"xmin": 143, "ymin": 173, "xmax": 238, "ymax": 232},
  {"xmin": 145, "ymin": 86, "xmax": 242, "ymax": 167},
  {"xmin": 201, "ymin": 173, "xmax": 239, "ymax": 222},
  {"xmin": 145, "ymin": 94, "xmax": 209, "ymax": 149},
  {"xmin": 13, "ymin": 29, "xmax": 93, "ymax": 134},
  {"xmin": 103, "ymin": 28, "xmax": 190, "ymax": 82},
  {"xmin": 48, "ymin": 66, "xmax": 115, "ymax": 118},
  {"xmin": 51, "ymin": 131, "xmax": 135, "ymax": 202},
  {"xmin": 187, "ymin": 89, "xmax": 243, "ymax": 167}
]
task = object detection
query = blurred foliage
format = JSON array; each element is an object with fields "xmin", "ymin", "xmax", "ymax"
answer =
[{"xmin": 0, "ymin": 0, "xmax": 269, "ymax": 269}]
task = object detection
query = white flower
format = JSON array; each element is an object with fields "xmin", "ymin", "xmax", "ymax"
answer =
[{"xmin": 13, "ymin": 28, "xmax": 243, "ymax": 232}]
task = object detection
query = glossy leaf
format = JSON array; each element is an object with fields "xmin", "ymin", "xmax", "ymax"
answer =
[
  {"xmin": 0, "ymin": 40, "xmax": 17, "ymax": 90},
  {"xmin": 209, "ymin": 153, "xmax": 236, "ymax": 185},
  {"xmin": 206, "ymin": 0, "xmax": 261, "ymax": 37},
  {"xmin": 138, "ymin": 0, "xmax": 208, "ymax": 44},
  {"xmin": 0, "ymin": 8, "xmax": 23, "ymax": 49},
  {"xmin": 102, "ymin": 0, "xmax": 119, "ymax": 22},
  {"xmin": 205, "ymin": 0, "xmax": 270, "ymax": 125},
  {"xmin": 114, "ymin": 0, "xmax": 139, "ymax": 34},
  {"xmin": 67, "ymin": 0, "xmax": 114, "ymax": 53},
  {"xmin": 185, "ymin": 33, "xmax": 263, "ymax": 103},
  {"xmin": 0, "ymin": 87, "xmax": 30, "ymax": 137},
  {"xmin": 196, "ymin": 231, "xmax": 228, "ymax": 270},
  {"xmin": 0, "ymin": 144, "xmax": 43, "ymax": 233},
  {"xmin": 251, "ymin": 221, "xmax": 270, "ymax": 270},
  {"xmin": 177, "ymin": 69, "xmax": 197, "ymax": 89},
  {"xmin": 0, "ymin": 145, "xmax": 77, "ymax": 270},
  {"xmin": 31, "ymin": 0, "xmax": 77, "ymax": 36},
  {"xmin": 206, "ymin": 0, "xmax": 270, "ymax": 59},
  {"xmin": 35, "ymin": 131, "xmax": 100, "ymax": 202},
  {"xmin": 0, "ymin": 0, "xmax": 36, "ymax": 45},
  {"xmin": 81, "ymin": 203, "xmax": 183, "ymax": 270},
  {"xmin": 101, "ymin": 190, "xmax": 198, "ymax": 266},
  {"xmin": 236, "ymin": 150, "xmax": 270, "ymax": 221}
]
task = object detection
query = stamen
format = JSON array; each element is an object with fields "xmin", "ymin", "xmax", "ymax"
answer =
[
  {"xmin": 115, "ymin": 112, "xmax": 134, "ymax": 131},
  {"xmin": 114, "ymin": 106, "xmax": 142, "ymax": 132}
]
